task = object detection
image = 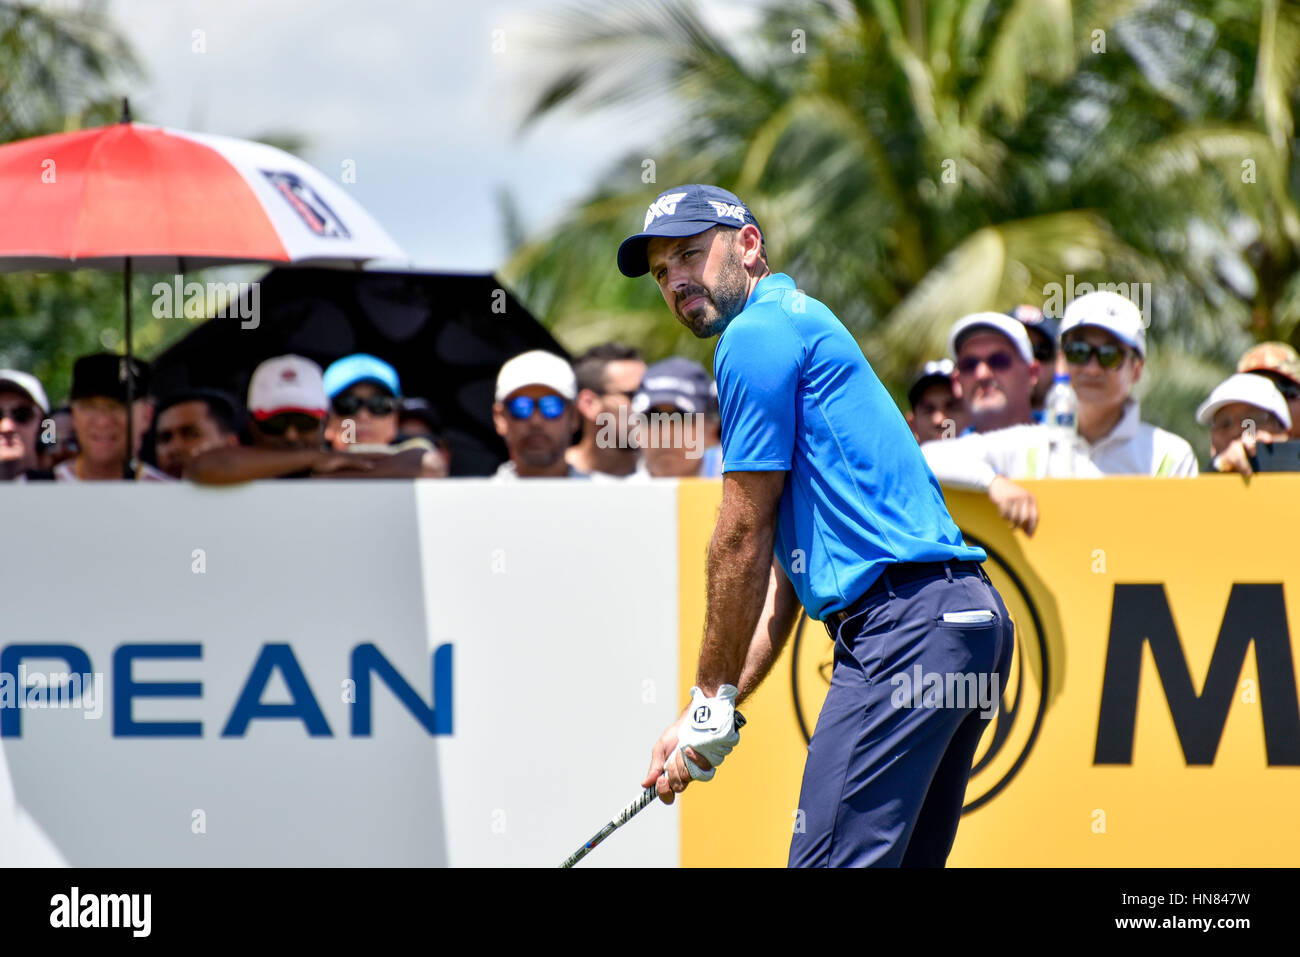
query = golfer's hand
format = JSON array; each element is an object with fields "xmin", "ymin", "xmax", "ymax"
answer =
[
  {"xmin": 988, "ymin": 476, "xmax": 1038, "ymax": 537},
  {"xmin": 642, "ymin": 719, "xmax": 711, "ymax": 806}
]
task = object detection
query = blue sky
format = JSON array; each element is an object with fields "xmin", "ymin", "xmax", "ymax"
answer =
[{"xmin": 106, "ymin": 0, "xmax": 750, "ymax": 273}]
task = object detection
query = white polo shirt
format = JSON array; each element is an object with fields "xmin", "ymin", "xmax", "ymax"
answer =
[{"xmin": 921, "ymin": 399, "xmax": 1198, "ymax": 490}]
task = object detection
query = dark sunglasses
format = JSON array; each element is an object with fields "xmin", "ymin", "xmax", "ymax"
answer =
[
  {"xmin": 332, "ymin": 394, "xmax": 398, "ymax": 417},
  {"xmin": 1032, "ymin": 342, "xmax": 1056, "ymax": 362},
  {"xmin": 0, "ymin": 404, "xmax": 37, "ymax": 424},
  {"xmin": 259, "ymin": 412, "xmax": 323, "ymax": 436},
  {"xmin": 507, "ymin": 394, "xmax": 567, "ymax": 420},
  {"xmin": 1063, "ymin": 340, "xmax": 1127, "ymax": 369},
  {"xmin": 956, "ymin": 352, "xmax": 1016, "ymax": 374}
]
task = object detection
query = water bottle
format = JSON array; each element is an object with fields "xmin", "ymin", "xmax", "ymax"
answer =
[{"xmin": 1045, "ymin": 373, "xmax": 1078, "ymax": 477}]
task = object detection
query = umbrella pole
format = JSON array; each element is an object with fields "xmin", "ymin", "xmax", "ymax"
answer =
[
  {"xmin": 124, "ymin": 256, "xmax": 135, "ymax": 479},
  {"xmin": 120, "ymin": 98, "xmax": 137, "ymax": 480}
]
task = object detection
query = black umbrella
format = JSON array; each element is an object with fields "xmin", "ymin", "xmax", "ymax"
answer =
[{"xmin": 151, "ymin": 267, "xmax": 569, "ymax": 476}]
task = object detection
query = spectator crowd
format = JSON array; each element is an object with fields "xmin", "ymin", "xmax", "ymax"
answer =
[{"xmin": 1, "ymin": 289, "xmax": 1296, "ymax": 533}]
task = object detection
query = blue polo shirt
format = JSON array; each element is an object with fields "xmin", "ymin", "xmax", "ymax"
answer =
[{"xmin": 714, "ymin": 273, "xmax": 985, "ymax": 620}]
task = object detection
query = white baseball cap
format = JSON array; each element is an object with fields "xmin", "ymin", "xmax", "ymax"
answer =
[
  {"xmin": 948, "ymin": 312, "xmax": 1035, "ymax": 364},
  {"xmin": 1196, "ymin": 373, "xmax": 1292, "ymax": 430},
  {"xmin": 247, "ymin": 355, "xmax": 327, "ymax": 421},
  {"xmin": 1060, "ymin": 291, "xmax": 1147, "ymax": 358},
  {"xmin": 495, "ymin": 350, "xmax": 577, "ymax": 402},
  {"xmin": 0, "ymin": 370, "xmax": 49, "ymax": 414}
]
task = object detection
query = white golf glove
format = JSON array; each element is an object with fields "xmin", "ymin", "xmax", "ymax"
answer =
[{"xmin": 671, "ymin": 684, "xmax": 744, "ymax": 782}]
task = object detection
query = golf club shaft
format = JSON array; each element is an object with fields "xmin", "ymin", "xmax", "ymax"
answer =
[{"xmin": 559, "ymin": 785, "xmax": 658, "ymax": 868}]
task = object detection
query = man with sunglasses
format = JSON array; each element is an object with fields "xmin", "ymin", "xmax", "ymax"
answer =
[
  {"xmin": 567, "ymin": 342, "xmax": 646, "ymax": 478},
  {"xmin": 948, "ymin": 311, "xmax": 1041, "ymax": 434},
  {"xmin": 619, "ymin": 184, "xmax": 1012, "ymax": 868},
  {"xmin": 923, "ymin": 291, "xmax": 1197, "ymax": 535},
  {"xmin": 491, "ymin": 350, "xmax": 586, "ymax": 480},
  {"xmin": 0, "ymin": 370, "xmax": 49, "ymax": 481}
]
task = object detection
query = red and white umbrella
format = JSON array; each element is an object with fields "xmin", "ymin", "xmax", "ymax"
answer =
[
  {"xmin": 0, "ymin": 119, "xmax": 407, "ymax": 269},
  {"xmin": 0, "ymin": 107, "xmax": 409, "ymax": 476}
]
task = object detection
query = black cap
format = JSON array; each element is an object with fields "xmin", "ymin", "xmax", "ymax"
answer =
[{"xmin": 70, "ymin": 353, "xmax": 151, "ymax": 404}]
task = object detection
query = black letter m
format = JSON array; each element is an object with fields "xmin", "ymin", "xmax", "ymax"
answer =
[{"xmin": 1095, "ymin": 584, "xmax": 1300, "ymax": 765}]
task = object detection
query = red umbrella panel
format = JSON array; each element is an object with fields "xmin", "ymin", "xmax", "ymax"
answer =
[{"xmin": 0, "ymin": 115, "xmax": 409, "ymax": 475}]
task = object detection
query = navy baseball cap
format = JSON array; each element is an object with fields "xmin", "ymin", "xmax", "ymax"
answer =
[
  {"xmin": 323, "ymin": 353, "xmax": 401, "ymax": 400},
  {"xmin": 617, "ymin": 184, "xmax": 762, "ymax": 278},
  {"xmin": 632, "ymin": 357, "xmax": 716, "ymax": 414}
]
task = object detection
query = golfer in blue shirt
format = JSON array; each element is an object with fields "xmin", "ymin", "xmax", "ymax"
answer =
[{"xmin": 619, "ymin": 185, "xmax": 1014, "ymax": 866}]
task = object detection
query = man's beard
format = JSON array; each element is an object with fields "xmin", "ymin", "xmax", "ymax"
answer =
[
  {"xmin": 676, "ymin": 244, "xmax": 749, "ymax": 339},
  {"xmin": 516, "ymin": 430, "xmax": 563, "ymax": 468}
]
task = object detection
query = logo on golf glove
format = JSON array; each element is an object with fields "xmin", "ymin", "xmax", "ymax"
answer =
[{"xmin": 674, "ymin": 684, "xmax": 743, "ymax": 782}]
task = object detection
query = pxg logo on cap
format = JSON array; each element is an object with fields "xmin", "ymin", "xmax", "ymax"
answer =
[{"xmin": 618, "ymin": 184, "xmax": 761, "ymax": 278}]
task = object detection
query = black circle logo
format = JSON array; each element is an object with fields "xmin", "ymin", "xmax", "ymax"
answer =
[{"xmin": 791, "ymin": 538, "xmax": 1049, "ymax": 811}]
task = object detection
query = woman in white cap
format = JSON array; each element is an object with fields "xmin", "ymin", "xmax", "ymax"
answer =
[{"xmin": 1198, "ymin": 372, "xmax": 1294, "ymax": 476}]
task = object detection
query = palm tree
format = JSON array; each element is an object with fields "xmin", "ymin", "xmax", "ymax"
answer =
[{"xmin": 504, "ymin": 0, "xmax": 1300, "ymax": 460}]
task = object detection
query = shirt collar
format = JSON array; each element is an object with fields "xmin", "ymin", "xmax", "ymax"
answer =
[
  {"xmin": 1086, "ymin": 399, "xmax": 1140, "ymax": 450},
  {"xmin": 743, "ymin": 272, "xmax": 795, "ymax": 310}
]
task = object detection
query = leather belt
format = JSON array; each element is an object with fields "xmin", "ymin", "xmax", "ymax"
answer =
[{"xmin": 824, "ymin": 560, "xmax": 988, "ymax": 632}]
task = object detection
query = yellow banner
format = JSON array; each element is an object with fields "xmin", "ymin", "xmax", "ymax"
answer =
[{"xmin": 677, "ymin": 477, "xmax": 1300, "ymax": 866}]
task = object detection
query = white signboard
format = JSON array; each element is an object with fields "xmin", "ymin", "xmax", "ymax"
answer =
[{"xmin": 1, "ymin": 481, "xmax": 680, "ymax": 867}]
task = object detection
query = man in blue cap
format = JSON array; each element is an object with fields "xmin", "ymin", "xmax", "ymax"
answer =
[{"xmin": 622, "ymin": 184, "xmax": 1014, "ymax": 867}]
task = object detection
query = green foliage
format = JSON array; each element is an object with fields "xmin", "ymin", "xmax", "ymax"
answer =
[{"xmin": 507, "ymin": 0, "xmax": 1300, "ymax": 453}]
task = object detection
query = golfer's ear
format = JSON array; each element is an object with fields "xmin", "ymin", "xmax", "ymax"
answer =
[
  {"xmin": 491, "ymin": 403, "xmax": 508, "ymax": 438},
  {"xmin": 738, "ymin": 223, "xmax": 763, "ymax": 266}
]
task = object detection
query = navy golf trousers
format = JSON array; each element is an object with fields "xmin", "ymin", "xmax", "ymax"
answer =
[{"xmin": 787, "ymin": 561, "xmax": 1014, "ymax": 867}]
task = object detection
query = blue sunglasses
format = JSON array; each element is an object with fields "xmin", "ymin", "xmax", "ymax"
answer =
[{"xmin": 507, "ymin": 394, "xmax": 567, "ymax": 420}]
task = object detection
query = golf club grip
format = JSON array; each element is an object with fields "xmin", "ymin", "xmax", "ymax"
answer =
[{"xmin": 559, "ymin": 786, "xmax": 658, "ymax": 868}]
